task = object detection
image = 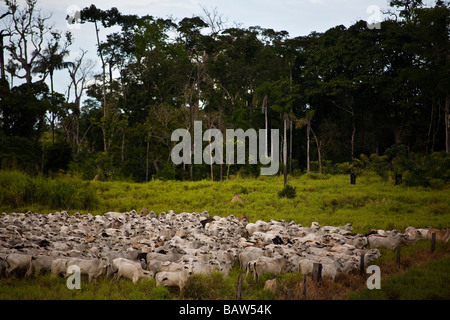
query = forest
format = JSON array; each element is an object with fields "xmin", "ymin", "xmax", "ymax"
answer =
[{"xmin": 0, "ymin": 0, "xmax": 449, "ymax": 184}]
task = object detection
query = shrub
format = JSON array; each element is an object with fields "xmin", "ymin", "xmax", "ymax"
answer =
[
  {"xmin": 150, "ymin": 286, "xmax": 171, "ymax": 300},
  {"xmin": 0, "ymin": 170, "xmax": 99, "ymax": 211},
  {"xmin": 278, "ymin": 185, "xmax": 296, "ymax": 199},
  {"xmin": 354, "ymin": 150, "xmax": 450, "ymax": 188},
  {"xmin": 0, "ymin": 170, "xmax": 34, "ymax": 207},
  {"xmin": 182, "ymin": 272, "xmax": 226, "ymax": 300}
]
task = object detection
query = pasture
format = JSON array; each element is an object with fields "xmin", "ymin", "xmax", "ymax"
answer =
[
  {"xmin": 1, "ymin": 171, "xmax": 449, "ymax": 233},
  {"xmin": 0, "ymin": 170, "xmax": 449, "ymax": 299}
]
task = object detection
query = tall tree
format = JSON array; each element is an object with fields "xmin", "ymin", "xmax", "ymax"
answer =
[
  {"xmin": 3, "ymin": 0, "xmax": 53, "ymax": 86},
  {"xmin": 412, "ymin": 2, "xmax": 450, "ymax": 153},
  {"xmin": 33, "ymin": 31, "xmax": 72, "ymax": 143}
]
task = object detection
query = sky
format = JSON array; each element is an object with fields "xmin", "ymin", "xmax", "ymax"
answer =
[{"xmin": 0, "ymin": 0, "xmax": 439, "ymax": 98}]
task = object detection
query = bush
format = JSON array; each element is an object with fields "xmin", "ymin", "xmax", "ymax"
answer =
[
  {"xmin": 182, "ymin": 272, "xmax": 226, "ymax": 300},
  {"xmin": 278, "ymin": 185, "xmax": 296, "ymax": 199},
  {"xmin": 354, "ymin": 149, "xmax": 449, "ymax": 188},
  {"xmin": 0, "ymin": 170, "xmax": 99, "ymax": 211},
  {"xmin": 0, "ymin": 170, "xmax": 33, "ymax": 207},
  {"xmin": 150, "ymin": 286, "xmax": 171, "ymax": 300}
]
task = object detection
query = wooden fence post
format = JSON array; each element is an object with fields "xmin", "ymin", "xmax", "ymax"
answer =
[
  {"xmin": 302, "ymin": 274, "xmax": 307, "ymax": 297},
  {"xmin": 396, "ymin": 244, "xmax": 401, "ymax": 268},
  {"xmin": 236, "ymin": 273, "xmax": 242, "ymax": 299},
  {"xmin": 431, "ymin": 232, "xmax": 436, "ymax": 253},
  {"xmin": 312, "ymin": 263, "xmax": 322, "ymax": 284},
  {"xmin": 360, "ymin": 253, "xmax": 365, "ymax": 276}
]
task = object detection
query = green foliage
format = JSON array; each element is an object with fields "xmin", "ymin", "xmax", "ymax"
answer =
[
  {"xmin": 348, "ymin": 256, "xmax": 450, "ymax": 300},
  {"xmin": 355, "ymin": 150, "xmax": 450, "ymax": 188},
  {"xmin": 2, "ymin": 1, "xmax": 449, "ymax": 182},
  {"xmin": 0, "ymin": 170, "xmax": 99, "ymax": 211},
  {"xmin": 183, "ymin": 272, "xmax": 227, "ymax": 300},
  {"xmin": 44, "ymin": 142, "xmax": 73, "ymax": 174},
  {"xmin": 278, "ymin": 184, "xmax": 296, "ymax": 199},
  {"xmin": 1, "ymin": 170, "xmax": 448, "ymax": 233},
  {"xmin": 150, "ymin": 286, "xmax": 171, "ymax": 300}
]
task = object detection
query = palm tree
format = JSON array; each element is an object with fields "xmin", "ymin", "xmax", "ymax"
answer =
[
  {"xmin": 33, "ymin": 31, "xmax": 72, "ymax": 143},
  {"xmin": 5, "ymin": 60, "xmax": 19, "ymax": 88}
]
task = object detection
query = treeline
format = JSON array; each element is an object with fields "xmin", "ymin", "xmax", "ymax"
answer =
[{"xmin": 0, "ymin": 0, "xmax": 449, "ymax": 183}]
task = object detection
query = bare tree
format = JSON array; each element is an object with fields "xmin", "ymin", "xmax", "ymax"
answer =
[
  {"xmin": 200, "ymin": 5, "xmax": 227, "ymax": 38},
  {"xmin": 0, "ymin": 4, "xmax": 13, "ymax": 80},
  {"xmin": 3, "ymin": 0, "xmax": 53, "ymax": 85},
  {"xmin": 64, "ymin": 50, "xmax": 96, "ymax": 152}
]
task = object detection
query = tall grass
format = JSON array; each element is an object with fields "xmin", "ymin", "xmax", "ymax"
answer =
[
  {"xmin": 0, "ymin": 169, "xmax": 449, "ymax": 300},
  {"xmin": 0, "ymin": 169, "xmax": 448, "ymax": 233},
  {"xmin": 0, "ymin": 170, "xmax": 98, "ymax": 212}
]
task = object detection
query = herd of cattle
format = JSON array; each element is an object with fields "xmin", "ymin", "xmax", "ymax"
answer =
[{"xmin": 0, "ymin": 210, "xmax": 448, "ymax": 291}]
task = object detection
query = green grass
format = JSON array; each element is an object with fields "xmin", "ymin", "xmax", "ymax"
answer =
[
  {"xmin": 2, "ymin": 242, "xmax": 449, "ymax": 300},
  {"xmin": 348, "ymin": 256, "xmax": 450, "ymax": 300},
  {"xmin": 0, "ymin": 170, "xmax": 449, "ymax": 300},
  {"xmin": 2, "ymin": 170, "xmax": 448, "ymax": 234}
]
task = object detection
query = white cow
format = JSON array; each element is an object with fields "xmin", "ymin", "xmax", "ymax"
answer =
[
  {"xmin": 247, "ymin": 255, "xmax": 287, "ymax": 280},
  {"xmin": 155, "ymin": 270, "xmax": 191, "ymax": 292},
  {"xmin": 114, "ymin": 261, "xmax": 153, "ymax": 284},
  {"xmin": 238, "ymin": 248, "xmax": 265, "ymax": 270},
  {"xmin": 26, "ymin": 255, "xmax": 53, "ymax": 277},
  {"xmin": 191, "ymin": 259, "xmax": 222, "ymax": 275},
  {"xmin": 66, "ymin": 258, "xmax": 109, "ymax": 283},
  {"xmin": 367, "ymin": 233, "xmax": 405, "ymax": 250},
  {"xmin": 404, "ymin": 226, "xmax": 423, "ymax": 244},
  {"xmin": 51, "ymin": 258, "xmax": 70, "ymax": 277},
  {"xmin": 111, "ymin": 258, "xmax": 142, "ymax": 275},
  {"xmin": 6, "ymin": 254, "xmax": 33, "ymax": 277}
]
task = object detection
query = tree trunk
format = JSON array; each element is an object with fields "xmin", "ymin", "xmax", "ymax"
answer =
[
  {"xmin": 393, "ymin": 127, "xmax": 403, "ymax": 145},
  {"xmin": 351, "ymin": 121, "xmax": 356, "ymax": 162},
  {"xmin": 283, "ymin": 114, "xmax": 287, "ymax": 186},
  {"xmin": 261, "ymin": 95, "xmax": 268, "ymax": 158},
  {"xmin": 121, "ymin": 127, "xmax": 125, "ymax": 164},
  {"xmin": 94, "ymin": 20, "xmax": 107, "ymax": 109},
  {"xmin": 146, "ymin": 138, "xmax": 149, "ymax": 182},
  {"xmin": 445, "ymin": 93, "xmax": 450, "ymax": 153},
  {"xmin": 94, "ymin": 20, "xmax": 109, "ymax": 154},
  {"xmin": 311, "ymin": 127, "xmax": 322, "ymax": 174},
  {"xmin": 289, "ymin": 119, "xmax": 293, "ymax": 173},
  {"xmin": 209, "ymin": 130, "xmax": 213, "ymax": 182},
  {"xmin": 50, "ymin": 70, "xmax": 55, "ymax": 144},
  {"xmin": 306, "ymin": 121, "xmax": 310, "ymax": 171},
  {"xmin": 0, "ymin": 35, "xmax": 5, "ymax": 80}
]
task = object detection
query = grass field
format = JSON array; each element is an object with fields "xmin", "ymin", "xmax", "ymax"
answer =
[
  {"xmin": 0, "ymin": 170, "xmax": 449, "ymax": 300},
  {"xmin": 2, "ymin": 171, "xmax": 448, "ymax": 234},
  {"xmin": 1, "ymin": 240, "xmax": 449, "ymax": 300}
]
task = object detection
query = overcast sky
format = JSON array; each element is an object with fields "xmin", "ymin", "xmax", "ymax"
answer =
[{"xmin": 0, "ymin": 0, "xmax": 438, "ymax": 97}]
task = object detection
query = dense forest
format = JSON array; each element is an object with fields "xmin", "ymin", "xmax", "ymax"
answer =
[{"xmin": 0, "ymin": 0, "xmax": 449, "ymax": 184}]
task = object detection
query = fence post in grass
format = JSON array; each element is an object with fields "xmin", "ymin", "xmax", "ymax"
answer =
[
  {"xmin": 350, "ymin": 169, "xmax": 356, "ymax": 185},
  {"xmin": 360, "ymin": 253, "xmax": 365, "ymax": 276},
  {"xmin": 302, "ymin": 274, "xmax": 307, "ymax": 297},
  {"xmin": 287, "ymin": 288, "xmax": 293, "ymax": 300},
  {"xmin": 236, "ymin": 273, "xmax": 243, "ymax": 300},
  {"xmin": 312, "ymin": 263, "xmax": 322, "ymax": 284},
  {"xmin": 395, "ymin": 244, "xmax": 401, "ymax": 268},
  {"xmin": 431, "ymin": 232, "xmax": 436, "ymax": 253}
]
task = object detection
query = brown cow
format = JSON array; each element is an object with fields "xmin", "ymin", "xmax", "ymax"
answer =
[{"xmin": 426, "ymin": 228, "xmax": 450, "ymax": 242}]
